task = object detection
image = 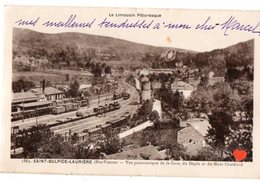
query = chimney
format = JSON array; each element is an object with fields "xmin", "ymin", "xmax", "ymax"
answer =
[{"xmin": 42, "ymin": 79, "xmax": 45, "ymax": 94}]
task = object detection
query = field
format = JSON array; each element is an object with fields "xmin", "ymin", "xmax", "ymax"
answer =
[
  {"xmin": 13, "ymin": 68, "xmax": 94, "ymax": 85},
  {"xmin": 13, "ymin": 71, "xmax": 66, "ymax": 83}
]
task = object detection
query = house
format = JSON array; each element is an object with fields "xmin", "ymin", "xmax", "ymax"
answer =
[
  {"xmin": 152, "ymin": 99, "xmax": 162, "ymax": 120},
  {"xmin": 12, "ymin": 92, "xmax": 38, "ymax": 105},
  {"xmin": 31, "ymin": 87, "xmax": 65, "ymax": 101},
  {"xmin": 55, "ymin": 84, "xmax": 70, "ymax": 92},
  {"xmin": 149, "ymin": 68, "xmax": 174, "ymax": 74},
  {"xmin": 180, "ymin": 118, "xmax": 211, "ymax": 137},
  {"xmin": 79, "ymin": 84, "xmax": 92, "ymax": 91},
  {"xmin": 140, "ymin": 76, "xmax": 151, "ymax": 102},
  {"xmin": 16, "ymin": 101, "xmax": 53, "ymax": 111},
  {"xmin": 151, "ymin": 80, "xmax": 162, "ymax": 90},
  {"xmin": 178, "ymin": 118, "xmax": 211, "ymax": 156},
  {"xmin": 177, "ymin": 125, "xmax": 205, "ymax": 156},
  {"xmin": 12, "ymin": 92, "xmax": 38, "ymax": 112},
  {"xmin": 208, "ymin": 76, "xmax": 225, "ymax": 86},
  {"xmin": 135, "ymin": 78, "xmax": 141, "ymax": 90},
  {"xmin": 138, "ymin": 68, "xmax": 149, "ymax": 76},
  {"xmin": 105, "ymin": 145, "xmax": 164, "ymax": 160},
  {"xmin": 171, "ymin": 81, "xmax": 194, "ymax": 99}
]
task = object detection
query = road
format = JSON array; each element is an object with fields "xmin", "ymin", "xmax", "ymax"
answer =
[
  {"xmin": 118, "ymin": 121, "xmax": 154, "ymax": 139},
  {"xmin": 12, "ymin": 81, "xmax": 139, "ymax": 134}
]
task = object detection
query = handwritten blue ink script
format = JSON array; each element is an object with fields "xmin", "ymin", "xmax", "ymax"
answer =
[{"xmin": 14, "ymin": 14, "xmax": 260, "ymax": 36}]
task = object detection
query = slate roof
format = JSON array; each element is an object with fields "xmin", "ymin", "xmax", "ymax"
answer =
[
  {"xmin": 171, "ymin": 81, "xmax": 193, "ymax": 90},
  {"xmin": 106, "ymin": 145, "xmax": 164, "ymax": 160},
  {"xmin": 79, "ymin": 84, "xmax": 92, "ymax": 91},
  {"xmin": 31, "ymin": 87, "xmax": 63, "ymax": 95},
  {"xmin": 180, "ymin": 118, "xmax": 211, "ymax": 137},
  {"xmin": 18, "ymin": 101, "xmax": 53, "ymax": 108},
  {"xmin": 140, "ymin": 76, "xmax": 149, "ymax": 82},
  {"xmin": 12, "ymin": 92, "xmax": 38, "ymax": 103}
]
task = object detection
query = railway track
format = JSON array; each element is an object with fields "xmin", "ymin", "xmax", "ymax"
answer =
[
  {"xmin": 13, "ymin": 81, "xmax": 139, "ymax": 137},
  {"xmin": 11, "ymin": 81, "xmax": 134, "ymax": 130},
  {"xmin": 52, "ymin": 82, "xmax": 138, "ymax": 135}
]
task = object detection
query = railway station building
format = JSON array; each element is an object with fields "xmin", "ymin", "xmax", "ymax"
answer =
[{"xmin": 31, "ymin": 87, "xmax": 65, "ymax": 101}]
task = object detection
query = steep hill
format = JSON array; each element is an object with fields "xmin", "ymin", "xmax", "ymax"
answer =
[
  {"xmin": 13, "ymin": 28, "xmax": 254, "ymax": 76},
  {"xmin": 13, "ymin": 28, "xmax": 190, "ymax": 62}
]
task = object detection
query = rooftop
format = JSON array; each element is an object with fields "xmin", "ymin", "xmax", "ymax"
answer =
[
  {"xmin": 171, "ymin": 81, "xmax": 193, "ymax": 90},
  {"xmin": 12, "ymin": 92, "xmax": 38, "ymax": 103},
  {"xmin": 140, "ymin": 76, "xmax": 149, "ymax": 82},
  {"xmin": 18, "ymin": 101, "xmax": 53, "ymax": 108},
  {"xmin": 106, "ymin": 145, "xmax": 164, "ymax": 160},
  {"xmin": 79, "ymin": 84, "xmax": 92, "ymax": 91},
  {"xmin": 180, "ymin": 118, "xmax": 211, "ymax": 137},
  {"xmin": 31, "ymin": 87, "xmax": 63, "ymax": 95}
]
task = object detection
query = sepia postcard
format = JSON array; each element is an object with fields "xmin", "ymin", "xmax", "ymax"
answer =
[{"xmin": 1, "ymin": 5, "xmax": 260, "ymax": 178}]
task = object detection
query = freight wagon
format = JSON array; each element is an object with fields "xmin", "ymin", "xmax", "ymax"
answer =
[
  {"xmin": 101, "ymin": 123, "xmax": 112, "ymax": 132},
  {"xmin": 11, "ymin": 106, "xmax": 54, "ymax": 121},
  {"xmin": 113, "ymin": 92, "xmax": 130, "ymax": 100},
  {"xmin": 52, "ymin": 103, "xmax": 80, "ymax": 115},
  {"xmin": 78, "ymin": 132, "xmax": 89, "ymax": 142},
  {"xmin": 63, "ymin": 98, "xmax": 77, "ymax": 103},
  {"xmin": 122, "ymin": 93, "xmax": 130, "ymax": 100},
  {"xmin": 52, "ymin": 106, "xmax": 66, "ymax": 115},
  {"xmin": 112, "ymin": 92, "xmax": 122, "ymax": 100},
  {"xmin": 106, "ymin": 113, "xmax": 130, "ymax": 128},
  {"xmin": 93, "ymin": 101, "xmax": 121, "ymax": 115},
  {"xmin": 64, "ymin": 103, "xmax": 74, "ymax": 112},
  {"xmin": 11, "ymin": 98, "xmax": 89, "ymax": 121},
  {"xmin": 11, "ymin": 112, "xmax": 24, "ymax": 121},
  {"xmin": 81, "ymin": 99, "xmax": 89, "ymax": 107}
]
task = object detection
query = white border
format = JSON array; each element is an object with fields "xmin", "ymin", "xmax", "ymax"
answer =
[{"xmin": 1, "ymin": 1, "xmax": 260, "ymax": 181}]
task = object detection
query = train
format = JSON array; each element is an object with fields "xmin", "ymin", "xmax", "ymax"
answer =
[
  {"xmin": 11, "ymin": 106, "xmax": 54, "ymax": 121},
  {"xmin": 93, "ymin": 101, "xmax": 121, "ymax": 115},
  {"xmin": 122, "ymin": 92, "xmax": 130, "ymax": 100},
  {"xmin": 112, "ymin": 92, "xmax": 131, "ymax": 100},
  {"xmin": 52, "ymin": 103, "xmax": 81, "ymax": 115},
  {"xmin": 78, "ymin": 112, "xmax": 130, "ymax": 142},
  {"xmin": 11, "ymin": 98, "xmax": 89, "ymax": 121}
]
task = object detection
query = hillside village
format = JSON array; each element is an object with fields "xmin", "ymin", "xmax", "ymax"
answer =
[{"xmin": 10, "ymin": 28, "xmax": 253, "ymax": 161}]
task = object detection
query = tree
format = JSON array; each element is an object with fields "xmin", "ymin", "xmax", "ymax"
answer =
[
  {"xmin": 138, "ymin": 99, "xmax": 153, "ymax": 120},
  {"xmin": 98, "ymin": 130, "xmax": 122, "ymax": 155},
  {"xmin": 71, "ymin": 133, "xmax": 79, "ymax": 144},
  {"xmin": 66, "ymin": 73, "xmax": 70, "ymax": 81},
  {"xmin": 193, "ymin": 147, "xmax": 223, "ymax": 161},
  {"xmin": 104, "ymin": 66, "xmax": 112, "ymax": 75},
  {"xmin": 188, "ymin": 81, "xmax": 242, "ymax": 114},
  {"xmin": 17, "ymin": 124, "xmax": 53, "ymax": 158},
  {"xmin": 75, "ymin": 146, "xmax": 99, "ymax": 159},
  {"xmin": 226, "ymin": 123, "xmax": 253, "ymax": 161},
  {"xmin": 119, "ymin": 66, "xmax": 125, "ymax": 75},
  {"xmin": 12, "ymin": 79, "xmax": 35, "ymax": 92},
  {"xmin": 172, "ymin": 90, "xmax": 185, "ymax": 110},
  {"xmin": 199, "ymin": 74, "xmax": 209, "ymax": 88},
  {"xmin": 149, "ymin": 110, "xmax": 160, "ymax": 126},
  {"xmin": 91, "ymin": 63, "xmax": 102, "ymax": 77},
  {"xmin": 39, "ymin": 134, "xmax": 65, "ymax": 158},
  {"xmin": 166, "ymin": 143, "xmax": 188, "ymax": 160},
  {"xmin": 69, "ymin": 80, "xmax": 80, "ymax": 97},
  {"xmin": 155, "ymin": 87, "xmax": 184, "ymax": 111},
  {"xmin": 206, "ymin": 111, "xmax": 233, "ymax": 153}
]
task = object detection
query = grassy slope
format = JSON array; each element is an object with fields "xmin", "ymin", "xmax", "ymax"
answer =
[
  {"xmin": 13, "ymin": 28, "xmax": 254, "ymax": 75},
  {"xmin": 13, "ymin": 28, "xmax": 190, "ymax": 60}
]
